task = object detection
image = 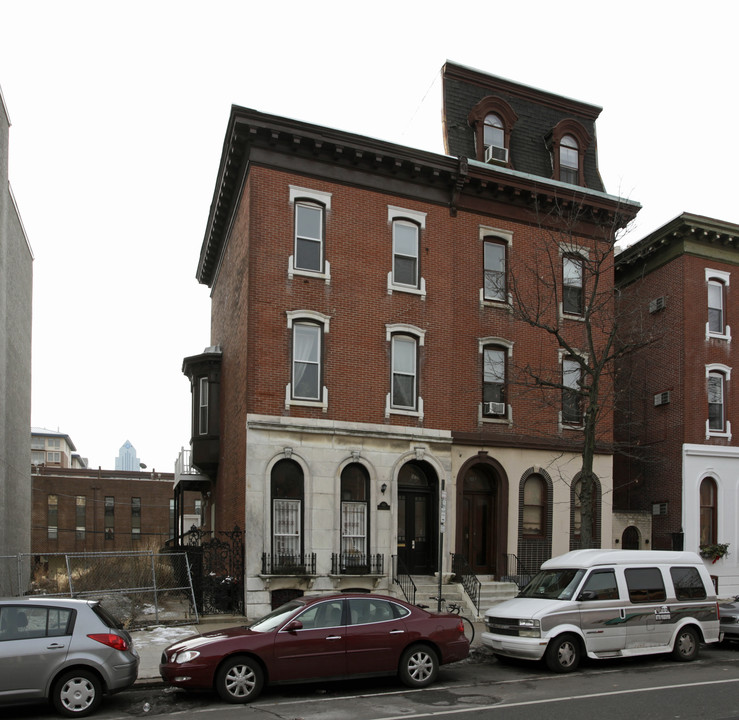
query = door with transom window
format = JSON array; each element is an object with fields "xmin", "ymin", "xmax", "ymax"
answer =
[{"xmin": 397, "ymin": 462, "xmax": 437, "ymax": 575}]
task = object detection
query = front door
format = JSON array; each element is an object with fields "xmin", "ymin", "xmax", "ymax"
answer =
[
  {"xmin": 397, "ymin": 462, "xmax": 436, "ymax": 575},
  {"xmin": 461, "ymin": 466, "xmax": 497, "ymax": 575}
]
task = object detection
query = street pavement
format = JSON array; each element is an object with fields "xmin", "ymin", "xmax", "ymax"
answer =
[{"xmin": 130, "ymin": 615, "xmax": 486, "ymax": 685}]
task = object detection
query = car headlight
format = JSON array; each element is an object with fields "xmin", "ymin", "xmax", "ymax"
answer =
[
  {"xmin": 174, "ymin": 650, "xmax": 200, "ymax": 664},
  {"xmin": 518, "ymin": 619, "xmax": 541, "ymax": 638}
]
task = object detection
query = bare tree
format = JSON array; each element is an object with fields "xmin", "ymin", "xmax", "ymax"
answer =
[{"xmin": 504, "ymin": 197, "xmax": 645, "ymax": 548}]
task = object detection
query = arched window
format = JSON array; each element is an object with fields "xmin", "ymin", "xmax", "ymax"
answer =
[
  {"xmin": 467, "ymin": 96, "xmax": 517, "ymax": 165},
  {"xmin": 700, "ymin": 477, "xmax": 717, "ymax": 546},
  {"xmin": 548, "ymin": 119, "xmax": 590, "ymax": 186},
  {"xmin": 340, "ymin": 463, "xmax": 369, "ymax": 560},
  {"xmin": 483, "ymin": 113, "xmax": 506, "ymax": 162},
  {"xmin": 522, "ymin": 475, "xmax": 546, "ymax": 537},
  {"xmin": 559, "ymin": 135, "xmax": 579, "ymax": 184},
  {"xmin": 271, "ymin": 460, "xmax": 304, "ymax": 560}
]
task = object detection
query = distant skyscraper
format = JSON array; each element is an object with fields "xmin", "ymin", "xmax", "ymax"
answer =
[{"xmin": 115, "ymin": 440, "xmax": 140, "ymax": 471}]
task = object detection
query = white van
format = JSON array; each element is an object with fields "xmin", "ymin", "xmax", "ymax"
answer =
[{"xmin": 481, "ymin": 549, "xmax": 721, "ymax": 672}]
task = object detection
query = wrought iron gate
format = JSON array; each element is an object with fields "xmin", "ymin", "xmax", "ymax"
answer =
[{"xmin": 183, "ymin": 526, "xmax": 244, "ymax": 615}]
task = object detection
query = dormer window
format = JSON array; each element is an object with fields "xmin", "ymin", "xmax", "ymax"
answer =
[
  {"xmin": 548, "ymin": 119, "xmax": 590, "ymax": 186},
  {"xmin": 468, "ymin": 96, "xmax": 517, "ymax": 166},
  {"xmin": 559, "ymin": 135, "xmax": 579, "ymax": 184},
  {"xmin": 483, "ymin": 114, "xmax": 507, "ymax": 164}
]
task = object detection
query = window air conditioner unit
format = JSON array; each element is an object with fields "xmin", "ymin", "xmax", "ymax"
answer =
[
  {"xmin": 652, "ymin": 502, "xmax": 668, "ymax": 516},
  {"xmin": 653, "ymin": 391, "xmax": 671, "ymax": 407},
  {"xmin": 484, "ymin": 144, "xmax": 508, "ymax": 164},
  {"xmin": 649, "ymin": 296, "xmax": 666, "ymax": 313},
  {"xmin": 484, "ymin": 401, "xmax": 506, "ymax": 415}
]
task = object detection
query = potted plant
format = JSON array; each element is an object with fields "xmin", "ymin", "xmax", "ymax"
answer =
[{"xmin": 699, "ymin": 542, "xmax": 730, "ymax": 563}]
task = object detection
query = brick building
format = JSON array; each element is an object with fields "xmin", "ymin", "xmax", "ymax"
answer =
[
  {"xmin": 182, "ymin": 61, "xmax": 639, "ymax": 616},
  {"xmin": 615, "ymin": 213, "xmax": 739, "ymax": 595},
  {"xmin": 32, "ymin": 465, "xmax": 202, "ymax": 575}
]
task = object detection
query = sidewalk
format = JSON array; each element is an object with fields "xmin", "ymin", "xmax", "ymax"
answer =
[
  {"xmin": 130, "ymin": 616, "xmax": 487, "ymax": 685},
  {"xmin": 131, "ymin": 615, "xmax": 247, "ymax": 685}
]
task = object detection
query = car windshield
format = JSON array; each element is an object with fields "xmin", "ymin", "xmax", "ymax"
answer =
[
  {"xmin": 248, "ymin": 600, "xmax": 304, "ymax": 632},
  {"xmin": 517, "ymin": 569, "xmax": 585, "ymax": 600}
]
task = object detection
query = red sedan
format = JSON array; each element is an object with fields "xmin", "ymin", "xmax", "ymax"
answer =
[{"xmin": 159, "ymin": 593, "xmax": 469, "ymax": 703}]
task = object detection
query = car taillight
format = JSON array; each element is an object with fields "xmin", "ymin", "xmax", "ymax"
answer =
[
  {"xmin": 88, "ymin": 633, "xmax": 129, "ymax": 651},
  {"xmin": 457, "ymin": 619, "xmax": 465, "ymax": 635}
]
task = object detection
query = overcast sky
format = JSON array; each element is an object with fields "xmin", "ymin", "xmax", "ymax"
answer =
[{"xmin": 2, "ymin": 1, "xmax": 737, "ymax": 471}]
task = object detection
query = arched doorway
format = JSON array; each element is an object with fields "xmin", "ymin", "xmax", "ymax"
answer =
[
  {"xmin": 622, "ymin": 525, "xmax": 640, "ymax": 550},
  {"xmin": 457, "ymin": 459, "xmax": 507, "ymax": 576},
  {"xmin": 397, "ymin": 461, "xmax": 438, "ymax": 575}
]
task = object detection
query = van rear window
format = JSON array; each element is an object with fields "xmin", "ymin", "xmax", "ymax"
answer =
[
  {"xmin": 624, "ymin": 567, "xmax": 666, "ymax": 603},
  {"xmin": 670, "ymin": 567, "xmax": 707, "ymax": 600}
]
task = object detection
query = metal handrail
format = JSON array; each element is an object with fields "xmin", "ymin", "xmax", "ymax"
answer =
[
  {"xmin": 392, "ymin": 555, "xmax": 417, "ymax": 605},
  {"xmin": 450, "ymin": 553, "xmax": 481, "ymax": 614}
]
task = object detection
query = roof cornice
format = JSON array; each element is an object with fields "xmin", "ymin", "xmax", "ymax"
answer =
[
  {"xmin": 616, "ymin": 212, "xmax": 739, "ymax": 284},
  {"xmin": 197, "ymin": 106, "xmax": 639, "ymax": 287}
]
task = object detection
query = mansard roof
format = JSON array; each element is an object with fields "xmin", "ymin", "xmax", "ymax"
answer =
[{"xmin": 442, "ymin": 61, "xmax": 605, "ymax": 191}]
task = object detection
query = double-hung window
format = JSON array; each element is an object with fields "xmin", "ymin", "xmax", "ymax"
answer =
[
  {"xmin": 483, "ymin": 346, "xmax": 506, "ymax": 417},
  {"xmin": 294, "ymin": 202, "xmax": 323, "ymax": 272},
  {"xmin": 292, "ymin": 322, "xmax": 322, "ymax": 401},
  {"xmin": 706, "ymin": 364, "xmax": 731, "ymax": 437},
  {"xmin": 131, "ymin": 497, "xmax": 141, "ymax": 540},
  {"xmin": 75, "ymin": 496, "xmax": 86, "ymax": 540},
  {"xmin": 286, "ymin": 310, "xmax": 330, "ymax": 409},
  {"xmin": 563, "ymin": 255, "xmax": 584, "ymax": 315},
  {"xmin": 198, "ymin": 377, "xmax": 208, "ymax": 435},
  {"xmin": 708, "ymin": 371, "xmax": 726, "ymax": 432},
  {"xmin": 48, "ymin": 494, "xmax": 58, "ymax": 540},
  {"xmin": 392, "ymin": 335, "xmax": 417, "ymax": 409},
  {"xmin": 484, "ymin": 239, "xmax": 506, "ymax": 302},
  {"xmin": 559, "ymin": 135, "xmax": 579, "ymax": 184},
  {"xmin": 288, "ymin": 186, "xmax": 331, "ymax": 281},
  {"xmin": 386, "ymin": 324, "xmax": 425, "ymax": 418},
  {"xmin": 706, "ymin": 269, "xmax": 730, "ymax": 339},
  {"xmin": 562, "ymin": 356, "xmax": 583, "ymax": 426},
  {"xmin": 393, "ymin": 220, "xmax": 419, "ymax": 287},
  {"xmin": 708, "ymin": 281, "xmax": 724, "ymax": 334},
  {"xmin": 387, "ymin": 206, "xmax": 426, "ymax": 297}
]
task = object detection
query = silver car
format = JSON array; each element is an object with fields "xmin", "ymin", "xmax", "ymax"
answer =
[{"xmin": 0, "ymin": 597, "xmax": 139, "ymax": 716}]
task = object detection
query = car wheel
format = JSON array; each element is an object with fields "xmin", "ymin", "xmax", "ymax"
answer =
[
  {"xmin": 52, "ymin": 669, "xmax": 103, "ymax": 717},
  {"xmin": 544, "ymin": 634, "xmax": 581, "ymax": 673},
  {"xmin": 672, "ymin": 626, "xmax": 700, "ymax": 662},
  {"xmin": 399, "ymin": 644, "xmax": 439, "ymax": 688},
  {"xmin": 215, "ymin": 655, "xmax": 264, "ymax": 703}
]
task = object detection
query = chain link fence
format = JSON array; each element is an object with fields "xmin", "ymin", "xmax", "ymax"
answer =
[{"xmin": 2, "ymin": 551, "xmax": 198, "ymax": 629}]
